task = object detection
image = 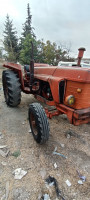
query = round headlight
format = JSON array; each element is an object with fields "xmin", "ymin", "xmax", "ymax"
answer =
[{"xmin": 65, "ymin": 95, "xmax": 75, "ymax": 105}]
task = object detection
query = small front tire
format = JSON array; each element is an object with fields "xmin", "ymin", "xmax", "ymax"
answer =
[{"xmin": 28, "ymin": 103, "xmax": 50, "ymax": 144}]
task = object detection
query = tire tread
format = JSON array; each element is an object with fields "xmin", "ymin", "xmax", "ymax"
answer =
[{"xmin": 29, "ymin": 103, "xmax": 49, "ymax": 144}]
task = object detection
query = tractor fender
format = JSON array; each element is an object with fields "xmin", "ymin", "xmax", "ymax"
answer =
[{"xmin": 3, "ymin": 62, "xmax": 24, "ymax": 90}]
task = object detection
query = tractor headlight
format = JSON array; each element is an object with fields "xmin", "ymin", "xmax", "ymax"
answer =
[{"xmin": 65, "ymin": 95, "xmax": 75, "ymax": 105}]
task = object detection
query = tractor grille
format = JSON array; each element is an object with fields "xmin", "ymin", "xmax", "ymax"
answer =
[
  {"xmin": 64, "ymin": 81, "xmax": 90, "ymax": 109},
  {"xmin": 59, "ymin": 80, "xmax": 65, "ymax": 104}
]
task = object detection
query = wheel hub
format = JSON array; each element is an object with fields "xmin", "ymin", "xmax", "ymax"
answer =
[{"xmin": 30, "ymin": 113, "xmax": 38, "ymax": 136}]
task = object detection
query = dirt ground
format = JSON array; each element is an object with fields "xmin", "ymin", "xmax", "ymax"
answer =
[{"xmin": 0, "ymin": 67, "xmax": 90, "ymax": 200}]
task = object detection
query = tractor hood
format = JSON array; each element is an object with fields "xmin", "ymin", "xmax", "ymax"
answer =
[
  {"xmin": 34, "ymin": 65, "xmax": 90, "ymax": 83},
  {"xmin": 54, "ymin": 66, "xmax": 90, "ymax": 83}
]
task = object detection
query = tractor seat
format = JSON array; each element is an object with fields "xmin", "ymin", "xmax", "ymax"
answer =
[
  {"xmin": 24, "ymin": 65, "xmax": 30, "ymax": 72},
  {"xmin": 24, "ymin": 65, "xmax": 30, "ymax": 77}
]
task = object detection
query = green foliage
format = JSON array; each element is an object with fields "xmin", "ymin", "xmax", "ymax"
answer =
[
  {"xmin": 3, "ymin": 4, "xmax": 74, "ymax": 65},
  {"xmin": 36, "ymin": 40, "xmax": 56, "ymax": 64},
  {"xmin": 19, "ymin": 3, "xmax": 36, "ymax": 64},
  {"xmin": 19, "ymin": 34, "xmax": 38, "ymax": 64},
  {"xmin": 36, "ymin": 40, "xmax": 73, "ymax": 65},
  {"xmin": 36, "ymin": 39, "xmax": 45, "ymax": 63},
  {"xmin": 3, "ymin": 14, "xmax": 19, "ymax": 62},
  {"xmin": 12, "ymin": 150, "xmax": 21, "ymax": 158},
  {"xmin": 43, "ymin": 40, "xmax": 56, "ymax": 65},
  {"xmin": 22, "ymin": 3, "xmax": 35, "ymax": 38}
]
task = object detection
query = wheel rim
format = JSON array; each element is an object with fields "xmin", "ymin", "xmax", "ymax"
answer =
[{"xmin": 30, "ymin": 113, "xmax": 38, "ymax": 136}]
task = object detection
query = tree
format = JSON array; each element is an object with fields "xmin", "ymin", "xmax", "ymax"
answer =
[
  {"xmin": 3, "ymin": 15, "xmax": 19, "ymax": 62},
  {"xmin": 19, "ymin": 3, "xmax": 74, "ymax": 65},
  {"xmin": 43, "ymin": 40, "xmax": 56, "ymax": 65},
  {"xmin": 56, "ymin": 43, "xmax": 74, "ymax": 63},
  {"xmin": 36, "ymin": 40, "xmax": 74, "ymax": 65},
  {"xmin": 35, "ymin": 40, "xmax": 56, "ymax": 64},
  {"xmin": 19, "ymin": 3, "xmax": 37, "ymax": 64},
  {"xmin": 22, "ymin": 3, "xmax": 35, "ymax": 38},
  {"xmin": 19, "ymin": 34, "xmax": 38, "ymax": 64},
  {"xmin": 36, "ymin": 39, "xmax": 45, "ymax": 63}
]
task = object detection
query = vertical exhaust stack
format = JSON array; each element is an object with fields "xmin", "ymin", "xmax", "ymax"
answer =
[
  {"xmin": 30, "ymin": 42, "xmax": 34, "ymax": 91},
  {"xmin": 77, "ymin": 47, "xmax": 86, "ymax": 66}
]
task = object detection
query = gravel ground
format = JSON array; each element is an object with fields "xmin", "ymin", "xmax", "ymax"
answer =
[{"xmin": 0, "ymin": 67, "xmax": 90, "ymax": 200}]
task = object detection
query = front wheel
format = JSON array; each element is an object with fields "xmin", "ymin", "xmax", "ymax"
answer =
[{"xmin": 28, "ymin": 103, "xmax": 50, "ymax": 144}]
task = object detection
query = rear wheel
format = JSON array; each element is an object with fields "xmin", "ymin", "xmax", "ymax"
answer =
[
  {"xmin": 28, "ymin": 103, "xmax": 50, "ymax": 144},
  {"xmin": 2, "ymin": 70, "xmax": 21, "ymax": 107}
]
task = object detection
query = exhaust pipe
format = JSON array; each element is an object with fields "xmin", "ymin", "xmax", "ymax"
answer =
[
  {"xmin": 77, "ymin": 47, "xmax": 86, "ymax": 66},
  {"xmin": 30, "ymin": 42, "xmax": 34, "ymax": 91}
]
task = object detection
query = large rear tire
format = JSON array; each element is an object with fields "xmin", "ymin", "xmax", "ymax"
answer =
[
  {"xmin": 2, "ymin": 70, "xmax": 21, "ymax": 107},
  {"xmin": 28, "ymin": 103, "xmax": 50, "ymax": 144}
]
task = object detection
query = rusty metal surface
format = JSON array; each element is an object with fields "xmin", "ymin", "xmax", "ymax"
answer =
[
  {"xmin": 34, "ymin": 94, "xmax": 55, "ymax": 106},
  {"xmin": 44, "ymin": 105, "xmax": 90, "ymax": 125},
  {"xmin": 3, "ymin": 62, "xmax": 22, "ymax": 71},
  {"xmin": 2, "ymin": 49, "xmax": 90, "ymax": 126},
  {"xmin": 73, "ymin": 107, "xmax": 90, "ymax": 125},
  {"xmin": 77, "ymin": 47, "xmax": 86, "ymax": 66},
  {"xmin": 45, "ymin": 107, "xmax": 60, "ymax": 119},
  {"xmin": 64, "ymin": 81, "xmax": 90, "ymax": 109}
]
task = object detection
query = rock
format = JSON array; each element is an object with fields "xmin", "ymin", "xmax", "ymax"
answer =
[
  {"xmin": 1, "ymin": 161, "xmax": 7, "ymax": 166},
  {"xmin": 22, "ymin": 122, "xmax": 25, "ymax": 125},
  {"xmin": 28, "ymin": 129, "xmax": 32, "ymax": 133},
  {"xmin": 66, "ymin": 133, "xmax": 71, "ymax": 139},
  {"xmin": 60, "ymin": 143, "xmax": 65, "ymax": 148}
]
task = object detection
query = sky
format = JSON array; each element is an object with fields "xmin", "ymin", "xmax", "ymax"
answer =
[{"xmin": 0, "ymin": 0, "xmax": 90, "ymax": 58}]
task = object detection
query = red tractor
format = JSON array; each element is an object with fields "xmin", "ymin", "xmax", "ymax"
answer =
[{"xmin": 2, "ymin": 47, "xmax": 90, "ymax": 144}]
